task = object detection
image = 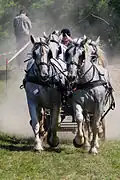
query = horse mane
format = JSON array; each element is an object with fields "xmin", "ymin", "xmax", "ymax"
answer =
[
  {"xmin": 84, "ymin": 38, "xmax": 108, "ymax": 68},
  {"xmin": 97, "ymin": 43, "xmax": 107, "ymax": 68}
]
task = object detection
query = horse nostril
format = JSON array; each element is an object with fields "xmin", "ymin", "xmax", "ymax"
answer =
[
  {"xmin": 68, "ymin": 75, "xmax": 76, "ymax": 82},
  {"xmin": 41, "ymin": 73, "xmax": 49, "ymax": 81},
  {"xmin": 43, "ymin": 72, "xmax": 48, "ymax": 77},
  {"xmin": 42, "ymin": 72, "xmax": 49, "ymax": 78}
]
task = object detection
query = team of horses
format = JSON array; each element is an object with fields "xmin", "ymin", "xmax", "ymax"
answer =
[{"xmin": 22, "ymin": 31, "xmax": 115, "ymax": 154}]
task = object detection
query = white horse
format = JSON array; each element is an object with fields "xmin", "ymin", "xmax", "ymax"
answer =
[
  {"xmin": 23, "ymin": 34, "xmax": 67, "ymax": 151},
  {"xmin": 66, "ymin": 39, "xmax": 114, "ymax": 154}
]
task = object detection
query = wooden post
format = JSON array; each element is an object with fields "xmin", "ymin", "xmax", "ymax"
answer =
[{"xmin": 6, "ymin": 59, "xmax": 8, "ymax": 89}]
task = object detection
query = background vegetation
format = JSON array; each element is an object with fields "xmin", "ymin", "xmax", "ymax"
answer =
[
  {"xmin": 0, "ymin": 2, "xmax": 120, "ymax": 179},
  {"xmin": 0, "ymin": 0, "xmax": 120, "ymax": 54}
]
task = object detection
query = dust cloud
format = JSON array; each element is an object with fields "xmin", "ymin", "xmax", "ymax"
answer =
[
  {"xmin": 0, "ymin": 69, "xmax": 33, "ymax": 137},
  {"xmin": 0, "ymin": 6, "xmax": 120, "ymax": 139},
  {"xmin": 106, "ymin": 62, "xmax": 120, "ymax": 139},
  {"xmin": 0, "ymin": 10, "xmax": 56, "ymax": 137},
  {"xmin": 0, "ymin": 55, "xmax": 120, "ymax": 140}
]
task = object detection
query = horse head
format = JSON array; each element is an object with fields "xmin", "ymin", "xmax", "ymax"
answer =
[
  {"xmin": 65, "ymin": 36, "xmax": 86, "ymax": 81},
  {"xmin": 85, "ymin": 36, "xmax": 107, "ymax": 67},
  {"xmin": 43, "ymin": 31, "xmax": 62, "ymax": 60},
  {"xmin": 30, "ymin": 35, "xmax": 52, "ymax": 81}
]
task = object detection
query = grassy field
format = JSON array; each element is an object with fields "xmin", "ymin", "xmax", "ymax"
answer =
[
  {"xmin": 0, "ymin": 133, "xmax": 120, "ymax": 180},
  {"xmin": 0, "ymin": 66, "xmax": 120, "ymax": 180}
]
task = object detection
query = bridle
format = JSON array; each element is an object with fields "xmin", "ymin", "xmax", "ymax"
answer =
[
  {"xmin": 48, "ymin": 33, "xmax": 62, "ymax": 59},
  {"xmin": 32, "ymin": 42, "xmax": 50, "ymax": 66},
  {"xmin": 32, "ymin": 42, "xmax": 52, "ymax": 82},
  {"xmin": 67, "ymin": 44, "xmax": 98, "ymax": 83}
]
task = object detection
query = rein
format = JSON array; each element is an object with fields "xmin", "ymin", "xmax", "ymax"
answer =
[
  {"xmin": 50, "ymin": 58, "xmax": 68, "ymax": 79},
  {"xmin": 49, "ymin": 39, "xmax": 60, "ymax": 46}
]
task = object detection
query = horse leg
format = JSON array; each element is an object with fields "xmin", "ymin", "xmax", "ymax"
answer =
[
  {"xmin": 36, "ymin": 107, "xmax": 49, "ymax": 147},
  {"xmin": 47, "ymin": 106, "xmax": 60, "ymax": 147},
  {"xmin": 82, "ymin": 120, "xmax": 91, "ymax": 151},
  {"xmin": 89, "ymin": 116, "xmax": 100, "ymax": 154},
  {"xmin": 81, "ymin": 112, "xmax": 91, "ymax": 150},
  {"xmin": 38, "ymin": 107, "xmax": 47, "ymax": 137},
  {"xmin": 39, "ymin": 108, "xmax": 45, "ymax": 134},
  {"xmin": 27, "ymin": 98, "xmax": 44, "ymax": 151},
  {"xmin": 73, "ymin": 103, "xmax": 84, "ymax": 147}
]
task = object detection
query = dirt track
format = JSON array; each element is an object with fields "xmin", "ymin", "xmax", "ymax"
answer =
[
  {"xmin": 0, "ymin": 63, "xmax": 120, "ymax": 140},
  {"xmin": 106, "ymin": 64, "xmax": 120, "ymax": 139}
]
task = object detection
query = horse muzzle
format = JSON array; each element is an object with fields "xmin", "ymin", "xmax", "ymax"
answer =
[
  {"xmin": 68, "ymin": 75, "xmax": 76, "ymax": 82},
  {"xmin": 41, "ymin": 74, "xmax": 49, "ymax": 82}
]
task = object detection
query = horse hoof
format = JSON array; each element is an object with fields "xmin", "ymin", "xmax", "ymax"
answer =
[
  {"xmin": 34, "ymin": 139, "xmax": 44, "ymax": 151},
  {"xmin": 47, "ymin": 136, "xmax": 59, "ymax": 148},
  {"xmin": 89, "ymin": 147, "xmax": 98, "ymax": 155},
  {"xmin": 84, "ymin": 142, "xmax": 91, "ymax": 151},
  {"xmin": 33, "ymin": 145, "xmax": 44, "ymax": 152},
  {"xmin": 95, "ymin": 142, "xmax": 100, "ymax": 149},
  {"xmin": 98, "ymin": 132, "xmax": 102, "ymax": 138},
  {"xmin": 98, "ymin": 132, "xmax": 105, "ymax": 141},
  {"xmin": 73, "ymin": 138, "xmax": 84, "ymax": 148}
]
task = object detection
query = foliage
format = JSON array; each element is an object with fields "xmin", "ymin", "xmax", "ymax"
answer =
[{"xmin": 0, "ymin": 0, "xmax": 120, "ymax": 53}]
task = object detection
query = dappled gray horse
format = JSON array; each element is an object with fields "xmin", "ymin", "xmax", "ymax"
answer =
[
  {"xmin": 66, "ymin": 40, "xmax": 113, "ymax": 154},
  {"xmin": 66, "ymin": 35, "xmax": 114, "ymax": 139},
  {"xmin": 48, "ymin": 31, "xmax": 68, "ymax": 87},
  {"xmin": 82, "ymin": 37, "xmax": 113, "ymax": 139},
  {"xmin": 23, "ymin": 34, "xmax": 66, "ymax": 151}
]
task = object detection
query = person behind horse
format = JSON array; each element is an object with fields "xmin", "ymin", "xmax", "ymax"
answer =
[
  {"xmin": 60, "ymin": 28, "xmax": 72, "ymax": 48},
  {"xmin": 58, "ymin": 29, "xmax": 74, "ymax": 104},
  {"xmin": 13, "ymin": 9, "xmax": 32, "ymax": 67}
]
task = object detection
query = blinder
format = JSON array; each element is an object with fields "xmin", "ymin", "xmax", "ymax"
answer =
[
  {"xmin": 48, "ymin": 49, "xmax": 53, "ymax": 59},
  {"xmin": 65, "ymin": 44, "xmax": 74, "ymax": 62},
  {"xmin": 73, "ymin": 47, "xmax": 76, "ymax": 56},
  {"xmin": 56, "ymin": 45, "xmax": 62, "ymax": 58},
  {"xmin": 79, "ymin": 50, "xmax": 85, "ymax": 63},
  {"xmin": 32, "ymin": 42, "xmax": 50, "ymax": 68},
  {"xmin": 32, "ymin": 43, "xmax": 43, "ymax": 60}
]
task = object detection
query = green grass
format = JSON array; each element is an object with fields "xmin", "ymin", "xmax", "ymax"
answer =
[{"xmin": 0, "ymin": 133, "xmax": 120, "ymax": 180}]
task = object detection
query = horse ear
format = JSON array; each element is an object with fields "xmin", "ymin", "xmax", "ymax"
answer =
[
  {"xmin": 83, "ymin": 35, "xmax": 87, "ymax": 40},
  {"xmin": 39, "ymin": 37, "xmax": 42, "ymax": 42},
  {"xmin": 43, "ymin": 32, "xmax": 48, "ymax": 39},
  {"xmin": 52, "ymin": 31, "xmax": 56, "ymax": 34},
  {"xmin": 82, "ymin": 35, "xmax": 88, "ymax": 45},
  {"xmin": 56, "ymin": 30, "xmax": 60, "ymax": 36},
  {"xmin": 96, "ymin": 36, "xmax": 100, "ymax": 45},
  {"xmin": 30, "ymin": 35, "xmax": 35, "ymax": 44}
]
